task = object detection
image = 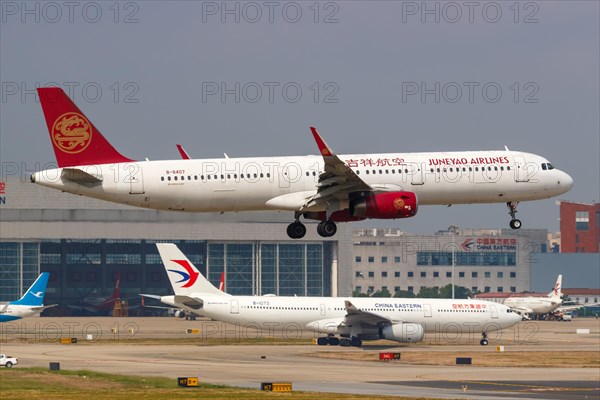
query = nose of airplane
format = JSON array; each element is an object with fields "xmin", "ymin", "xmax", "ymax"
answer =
[{"xmin": 561, "ymin": 171, "xmax": 574, "ymax": 191}]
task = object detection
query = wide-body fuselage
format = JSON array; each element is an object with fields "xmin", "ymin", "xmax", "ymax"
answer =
[
  {"xmin": 503, "ymin": 297, "xmax": 561, "ymax": 314},
  {"xmin": 164, "ymin": 294, "xmax": 520, "ymax": 338},
  {"xmin": 32, "ymin": 150, "xmax": 573, "ymax": 213}
]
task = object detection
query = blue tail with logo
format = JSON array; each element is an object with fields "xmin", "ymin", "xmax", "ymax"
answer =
[{"xmin": 11, "ymin": 272, "xmax": 50, "ymax": 306}]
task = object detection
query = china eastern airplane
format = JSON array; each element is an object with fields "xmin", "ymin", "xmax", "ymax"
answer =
[
  {"xmin": 0, "ymin": 273, "xmax": 57, "ymax": 322},
  {"xmin": 156, "ymin": 243, "xmax": 521, "ymax": 346},
  {"xmin": 504, "ymin": 274, "xmax": 564, "ymax": 317},
  {"xmin": 31, "ymin": 88, "xmax": 574, "ymax": 239}
]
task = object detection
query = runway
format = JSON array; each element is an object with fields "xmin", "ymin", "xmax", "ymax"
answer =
[{"xmin": 1, "ymin": 317, "xmax": 599, "ymax": 399}]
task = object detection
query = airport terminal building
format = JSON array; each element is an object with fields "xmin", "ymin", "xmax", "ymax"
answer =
[{"xmin": 351, "ymin": 228, "xmax": 548, "ymax": 296}]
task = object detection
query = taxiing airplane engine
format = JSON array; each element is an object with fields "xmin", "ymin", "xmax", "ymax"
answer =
[
  {"xmin": 351, "ymin": 192, "xmax": 418, "ymax": 219},
  {"xmin": 174, "ymin": 310, "xmax": 187, "ymax": 319},
  {"xmin": 380, "ymin": 322, "xmax": 424, "ymax": 343}
]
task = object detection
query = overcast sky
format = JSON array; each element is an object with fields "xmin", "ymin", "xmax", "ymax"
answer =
[{"xmin": 1, "ymin": 1, "xmax": 598, "ymax": 233}]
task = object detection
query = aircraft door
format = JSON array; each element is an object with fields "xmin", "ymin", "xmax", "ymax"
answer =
[
  {"xmin": 320, "ymin": 303, "xmax": 326, "ymax": 316},
  {"xmin": 126, "ymin": 163, "xmax": 145, "ymax": 194},
  {"xmin": 514, "ymin": 156, "xmax": 532, "ymax": 183},
  {"xmin": 490, "ymin": 304, "xmax": 498, "ymax": 319},
  {"xmin": 230, "ymin": 299, "xmax": 239, "ymax": 314},
  {"xmin": 423, "ymin": 304, "xmax": 432, "ymax": 317},
  {"xmin": 408, "ymin": 162, "xmax": 425, "ymax": 185}
]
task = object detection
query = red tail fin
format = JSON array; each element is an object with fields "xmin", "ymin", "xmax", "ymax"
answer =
[
  {"xmin": 218, "ymin": 271, "xmax": 225, "ymax": 292},
  {"xmin": 37, "ymin": 87, "xmax": 133, "ymax": 167},
  {"xmin": 112, "ymin": 272, "xmax": 121, "ymax": 300}
]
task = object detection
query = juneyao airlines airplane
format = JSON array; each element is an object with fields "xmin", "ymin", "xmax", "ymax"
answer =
[
  {"xmin": 31, "ymin": 88, "xmax": 574, "ymax": 239},
  {"xmin": 156, "ymin": 243, "xmax": 521, "ymax": 347},
  {"xmin": 0, "ymin": 273, "xmax": 57, "ymax": 322},
  {"xmin": 504, "ymin": 274, "xmax": 564, "ymax": 317}
]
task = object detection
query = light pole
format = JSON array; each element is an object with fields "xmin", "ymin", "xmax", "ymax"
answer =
[{"xmin": 448, "ymin": 225, "xmax": 459, "ymax": 299}]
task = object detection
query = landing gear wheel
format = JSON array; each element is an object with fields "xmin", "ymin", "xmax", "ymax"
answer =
[
  {"xmin": 339, "ymin": 338, "xmax": 351, "ymax": 347},
  {"xmin": 287, "ymin": 222, "xmax": 306, "ymax": 239},
  {"xmin": 317, "ymin": 220, "xmax": 337, "ymax": 237},
  {"xmin": 317, "ymin": 337, "xmax": 329, "ymax": 346},
  {"xmin": 350, "ymin": 336, "xmax": 362, "ymax": 347},
  {"xmin": 506, "ymin": 201, "xmax": 521, "ymax": 229},
  {"xmin": 328, "ymin": 337, "xmax": 339, "ymax": 346},
  {"xmin": 480, "ymin": 332, "xmax": 489, "ymax": 346}
]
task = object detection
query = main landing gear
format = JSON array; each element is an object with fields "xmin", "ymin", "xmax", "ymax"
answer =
[
  {"xmin": 480, "ymin": 332, "xmax": 489, "ymax": 346},
  {"xmin": 287, "ymin": 214, "xmax": 338, "ymax": 239},
  {"xmin": 317, "ymin": 335, "xmax": 362, "ymax": 347},
  {"xmin": 507, "ymin": 201, "xmax": 522, "ymax": 230}
]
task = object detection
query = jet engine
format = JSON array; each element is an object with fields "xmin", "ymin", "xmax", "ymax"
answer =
[
  {"xmin": 351, "ymin": 192, "xmax": 418, "ymax": 219},
  {"xmin": 380, "ymin": 322, "xmax": 424, "ymax": 343}
]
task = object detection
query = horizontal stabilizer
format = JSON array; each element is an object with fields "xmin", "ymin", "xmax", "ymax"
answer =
[{"xmin": 61, "ymin": 168, "xmax": 103, "ymax": 186}]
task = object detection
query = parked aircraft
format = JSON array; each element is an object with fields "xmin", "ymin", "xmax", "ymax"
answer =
[
  {"xmin": 32, "ymin": 88, "xmax": 573, "ymax": 239},
  {"xmin": 0, "ymin": 273, "xmax": 56, "ymax": 322},
  {"xmin": 156, "ymin": 243, "xmax": 521, "ymax": 346},
  {"xmin": 69, "ymin": 272, "xmax": 121, "ymax": 315},
  {"xmin": 504, "ymin": 274, "xmax": 563, "ymax": 317}
]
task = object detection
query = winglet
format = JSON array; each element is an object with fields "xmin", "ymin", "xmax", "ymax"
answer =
[
  {"xmin": 176, "ymin": 144, "xmax": 191, "ymax": 160},
  {"xmin": 310, "ymin": 127, "xmax": 334, "ymax": 157}
]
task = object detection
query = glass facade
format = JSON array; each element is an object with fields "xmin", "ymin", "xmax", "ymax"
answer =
[
  {"xmin": 417, "ymin": 251, "xmax": 516, "ymax": 266},
  {"xmin": 0, "ymin": 242, "xmax": 39, "ymax": 302}
]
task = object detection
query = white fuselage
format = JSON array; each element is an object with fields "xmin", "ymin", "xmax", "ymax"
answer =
[
  {"xmin": 503, "ymin": 296, "xmax": 562, "ymax": 314},
  {"xmin": 160, "ymin": 294, "xmax": 521, "ymax": 338},
  {"xmin": 0, "ymin": 304, "xmax": 41, "ymax": 322},
  {"xmin": 32, "ymin": 150, "xmax": 573, "ymax": 213}
]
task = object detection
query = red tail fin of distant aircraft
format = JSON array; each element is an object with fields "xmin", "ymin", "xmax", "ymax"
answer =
[
  {"xmin": 112, "ymin": 272, "xmax": 121, "ymax": 300},
  {"xmin": 37, "ymin": 87, "xmax": 133, "ymax": 167},
  {"xmin": 218, "ymin": 271, "xmax": 225, "ymax": 292}
]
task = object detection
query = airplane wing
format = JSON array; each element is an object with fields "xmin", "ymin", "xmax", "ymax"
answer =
[
  {"xmin": 343, "ymin": 300, "xmax": 400, "ymax": 327},
  {"xmin": 61, "ymin": 168, "xmax": 103, "ymax": 186},
  {"xmin": 300, "ymin": 128, "xmax": 373, "ymax": 211},
  {"xmin": 508, "ymin": 306, "xmax": 534, "ymax": 314}
]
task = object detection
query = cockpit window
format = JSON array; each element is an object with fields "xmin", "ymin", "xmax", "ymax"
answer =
[{"xmin": 541, "ymin": 163, "xmax": 555, "ymax": 171}]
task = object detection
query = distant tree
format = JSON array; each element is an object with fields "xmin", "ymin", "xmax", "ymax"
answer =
[
  {"xmin": 371, "ymin": 288, "xmax": 392, "ymax": 298},
  {"xmin": 417, "ymin": 287, "xmax": 441, "ymax": 298},
  {"xmin": 352, "ymin": 290, "xmax": 369, "ymax": 297},
  {"xmin": 393, "ymin": 290, "xmax": 416, "ymax": 298},
  {"xmin": 439, "ymin": 284, "xmax": 472, "ymax": 299}
]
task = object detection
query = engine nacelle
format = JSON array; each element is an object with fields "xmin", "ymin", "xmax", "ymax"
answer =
[
  {"xmin": 351, "ymin": 191, "xmax": 418, "ymax": 219},
  {"xmin": 380, "ymin": 323, "xmax": 424, "ymax": 343}
]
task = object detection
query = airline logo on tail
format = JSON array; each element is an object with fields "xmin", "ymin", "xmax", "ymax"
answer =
[
  {"xmin": 52, "ymin": 112, "xmax": 92, "ymax": 154},
  {"xmin": 31, "ymin": 291, "xmax": 44, "ymax": 299},
  {"xmin": 168, "ymin": 260, "xmax": 199, "ymax": 288},
  {"xmin": 553, "ymin": 281, "xmax": 560, "ymax": 296}
]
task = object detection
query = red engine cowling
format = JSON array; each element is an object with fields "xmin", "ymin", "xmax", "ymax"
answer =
[{"xmin": 351, "ymin": 191, "xmax": 418, "ymax": 219}]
